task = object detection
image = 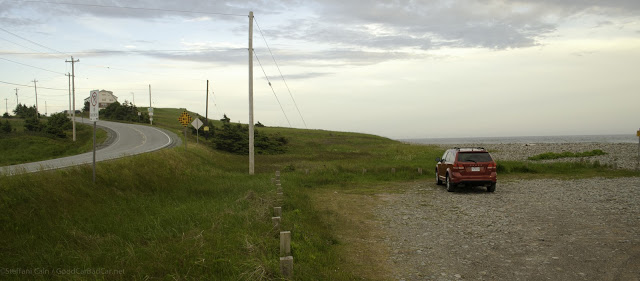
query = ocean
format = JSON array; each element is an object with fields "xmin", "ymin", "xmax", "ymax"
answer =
[{"xmin": 401, "ymin": 134, "xmax": 639, "ymax": 144}]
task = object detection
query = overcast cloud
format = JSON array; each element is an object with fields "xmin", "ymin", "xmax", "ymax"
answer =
[{"xmin": 0, "ymin": 0, "xmax": 638, "ymax": 138}]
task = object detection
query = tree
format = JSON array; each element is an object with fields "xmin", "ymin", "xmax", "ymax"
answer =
[
  {"xmin": 24, "ymin": 116, "xmax": 43, "ymax": 132},
  {"xmin": 2, "ymin": 112, "xmax": 9, "ymax": 118},
  {"xmin": 255, "ymin": 121, "xmax": 265, "ymax": 127},
  {"xmin": 44, "ymin": 112, "xmax": 72, "ymax": 137},
  {"xmin": 13, "ymin": 103, "xmax": 38, "ymax": 118},
  {"xmin": 83, "ymin": 101, "xmax": 90, "ymax": 112},
  {"xmin": 1, "ymin": 120, "xmax": 11, "ymax": 133}
]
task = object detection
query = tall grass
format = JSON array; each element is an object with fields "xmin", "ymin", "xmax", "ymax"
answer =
[
  {"xmin": 1, "ymin": 108, "xmax": 636, "ymax": 280},
  {"xmin": 0, "ymin": 121, "xmax": 107, "ymax": 166}
]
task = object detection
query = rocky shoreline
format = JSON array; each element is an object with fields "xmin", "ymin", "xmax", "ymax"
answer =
[{"xmin": 432, "ymin": 143, "xmax": 639, "ymax": 170}]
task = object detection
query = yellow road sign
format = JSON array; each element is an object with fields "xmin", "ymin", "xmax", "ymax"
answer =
[{"xmin": 178, "ymin": 110, "xmax": 192, "ymax": 127}]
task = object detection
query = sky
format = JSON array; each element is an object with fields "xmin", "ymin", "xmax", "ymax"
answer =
[{"xmin": 1, "ymin": 0, "xmax": 639, "ymax": 139}]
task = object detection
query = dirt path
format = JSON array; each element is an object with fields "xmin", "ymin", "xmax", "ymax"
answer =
[{"xmin": 316, "ymin": 178, "xmax": 640, "ymax": 280}]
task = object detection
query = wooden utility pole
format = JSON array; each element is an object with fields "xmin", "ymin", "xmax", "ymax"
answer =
[
  {"xmin": 32, "ymin": 79, "xmax": 38, "ymax": 118},
  {"xmin": 205, "ymin": 80, "xmax": 209, "ymax": 140},
  {"xmin": 4, "ymin": 98, "xmax": 7, "ymax": 115},
  {"xmin": 248, "ymin": 11, "xmax": 255, "ymax": 175},
  {"xmin": 148, "ymin": 84, "xmax": 152, "ymax": 125},
  {"xmin": 45, "ymin": 101, "xmax": 47, "ymax": 116},
  {"xmin": 66, "ymin": 56, "xmax": 79, "ymax": 141},
  {"xmin": 66, "ymin": 73, "xmax": 71, "ymax": 117},
  {"xmin": 15, "ymin": 88, "xmax": 18, "ymax": 105}
]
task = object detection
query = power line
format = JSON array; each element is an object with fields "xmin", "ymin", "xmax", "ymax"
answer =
[
  {"xmin": 0, "ymin": 26, "xmax": 68, "ymax": 58},
  {"xmin": 253, "ymin": 51, "xmax": 291, "ymax": 128},
  {"xmin": 254, "ymin": 18, "xmax": 307, "ymax": 129},
  {"xmin": 0, "ymin": 57, "xmax": 66, "ymax": 75},
  {"xmin": 0, "ymin": 48, "xmax": 245, "ymax": 56},
  {"xmin": 0, "ymin": 80, "xmax": 67, "ymax": 91},
  {"xmin": 0, "ymin": 35, "xmax": 59, "ymax": 57},
  {"xmin": 15, "ymin": 0, "xmax": 247, "ymax": 17}
]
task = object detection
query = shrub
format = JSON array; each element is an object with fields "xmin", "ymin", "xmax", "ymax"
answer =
[
  {"xmin": 44, "ymin": 112, "xmax": 72, "ymax": 138},
  {"xmin": 1, "ymin": 120, "xmax": 11, "ymax": 133},
  {"xmin": 211, "ymin": 114, "xmax": 288, "ymax": 155},
  {"xmin": 24, "ymin": 116, "xmax": 43, "ymax": 132}
]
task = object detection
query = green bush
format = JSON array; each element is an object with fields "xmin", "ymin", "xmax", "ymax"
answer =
[
  {"xmin": 1, "ymin": 120, "xmax": 11, "ymax": 133},
  {"xmin": 211, "ymin": 114, "xmax": 288, "ymax": 155}
]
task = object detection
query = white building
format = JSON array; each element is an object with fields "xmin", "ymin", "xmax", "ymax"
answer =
[{"xmin": 84, "ymin": 90, "xmax": 118, "ymax": 109}]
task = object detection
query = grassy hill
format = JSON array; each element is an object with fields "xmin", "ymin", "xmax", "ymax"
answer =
[
  {"xmin": 0, "ymin": 117, "xmax": 107, "ymax": 166},
  {"xmin": 0, "ymin": 108, "xmax": 635, "ymax": 280}
]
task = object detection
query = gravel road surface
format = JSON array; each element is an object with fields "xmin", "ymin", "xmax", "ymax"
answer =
[{"xmin": 377, "ymin": 177, "xmax": 640, "ymax": 280}]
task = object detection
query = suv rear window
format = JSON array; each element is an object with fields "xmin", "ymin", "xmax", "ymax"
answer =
[{"xmin": 457, "ymin": 152, "xmax": 493, "ymax": 163}]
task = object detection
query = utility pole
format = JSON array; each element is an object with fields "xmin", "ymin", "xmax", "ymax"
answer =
[
  {"xmin": 4, "ymin": 98, "xmax": 7, "ymax": 115},
  {"xmin": 248, "ymin": 11, "xmax": 255, "ymax": 175},
  {"xmin": 15, "ymin": 88, "xmax": 18, "ymax": 105},
  {"xmin": 205, "ymin": 80, "xmax": 209, "ymax": 140},
  {"xmin": 66, "ymin": 56, "xmax": 79, "ymax": 141},
  {"xmin": 148, "ymin": 84, "xmax": 153, "ymax": 125},
  {"xmin": 66, "ymin": 73, "xmax": 71, "ymax": 117},
  {"xmin": 32, "ymin": 79, "xmax": 38, "ymax": 118},
  {"xmin": 45, "ymin": 101, "xmax": 47, "ymax": 116}
]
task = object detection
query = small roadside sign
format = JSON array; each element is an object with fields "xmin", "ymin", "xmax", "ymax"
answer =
[
  {"xmin": 178, "ymin": 110, "xmax": 192, "ymax": 127},
  {"xmin": 191, "ymin": 118, "xmax": 203, "ymax": 130},
  {"xmin": 148, "ymin": 107, "xmax": 154, "ymax": 116},
  {"xmin": 89, "ymin": 90, "xmax": 99, "ymax": 121},
  {"xmin": 191, "ymin": 118, "xmax": 203, "ymax": 144},
  {"xmin": 203, "ymin": 126, "xmax": 209, "ymax": 132}
]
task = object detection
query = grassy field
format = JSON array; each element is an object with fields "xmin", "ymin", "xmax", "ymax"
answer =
[
  {"xmin": 1, "ymin": 109, "xmax": 637, "ymax": 280},
  {"xmin": 0, "ymin": 117, "xmax": 107, "ymax": 166}
]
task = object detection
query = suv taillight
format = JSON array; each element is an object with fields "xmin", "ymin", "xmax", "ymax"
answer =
[
  {"xmin": 487, "ymin": 162, "xmax": 496, "ymax": 169},
  {"xmin": 453, "ymin": 163, "xmax": 465, "ymax": 170}
]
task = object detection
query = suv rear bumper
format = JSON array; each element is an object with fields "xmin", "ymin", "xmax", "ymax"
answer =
[{"xmin": 450, "ymin": 172, "xmax": 496, "ymax": 185}]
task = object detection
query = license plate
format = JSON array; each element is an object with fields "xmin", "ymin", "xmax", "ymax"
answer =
[{"xmin": 471, "ymin": 167, "xmax": 481, "ymax": 172}]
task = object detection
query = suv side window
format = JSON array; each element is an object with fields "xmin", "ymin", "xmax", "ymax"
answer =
[
  {"xmin": 442, "ymin": 151, "xmax": 449, "ymax": 163},
  {"xmin": 447, "ymin": 150, "xmax": 456, "ymax": 162}
]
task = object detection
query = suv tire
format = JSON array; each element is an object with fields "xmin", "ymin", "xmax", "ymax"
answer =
[
  {"xmin": 446, "ymin": 174, "xmax": 455, "ymax": 192},
  {"xmin": 436, "ymin": 170, "xmax": 443, "ymax": 185},
  {"xmin": 487, "ymin": 183, "xmax": 496, "ymax": 193}
]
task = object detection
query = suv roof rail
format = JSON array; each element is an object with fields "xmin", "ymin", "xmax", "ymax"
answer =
[{"xmin": 455, "ymin": 147, "xmax": 487, "ymax": 152}]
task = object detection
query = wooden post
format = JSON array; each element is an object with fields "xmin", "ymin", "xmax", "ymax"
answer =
[
  {"xmin": 275, "ymin": 179, "xmax": 281, "ymax": 185},
  {"xmin": 391, "ymin": 168, "xmax": 396, "ymax": 174},
  {"xmin": 362, "ymin": 168, "xmax": 367, "ymax": 175},
  {"xmin": 276, "ymin": 183, "xmax": 282, "ymax": 193},
  {"xmin": 305, "ymin": 169, "xmax": 309, "ymax": 175},
  {"xmin": 418, "ymin": 168, "xmax": 423, "ymax": 175},
  {"xmin": 271, "ymin": 178, "xmax": 275, "ymax": 184},
  {"xmin": 280, "ymin": 231, "xmax": 291, "ymax": 256},
  {"xmin": 272, "ymin": 217, "xmax": 281, "ymax": 229},
  {"xmin": 280, "ymin": 256, "xmax": 293, "ymax": 279},
  {"xmin": 275, "ymin": 170, "xmax": 280, "ymax": 180},
  {"xmin": 277, "ymin": 192, "xmax": 283, "ymax": 204},
  {"xmin": 274, "ymin": 207, "xmax": 282, "ymax": 217}
]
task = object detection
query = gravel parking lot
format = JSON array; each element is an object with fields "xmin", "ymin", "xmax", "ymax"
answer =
[{"xmin": 376, "ymin": 177, "xmax": 640, "ymax": 281}]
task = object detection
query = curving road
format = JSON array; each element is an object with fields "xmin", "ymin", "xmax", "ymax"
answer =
[{"xmin": 1, "ymin": 118, "xmax": 180, "ymax": 175}]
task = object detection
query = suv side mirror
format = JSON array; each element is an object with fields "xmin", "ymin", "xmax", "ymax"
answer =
[{"xmin": 436, "ymin": 157, "xmax": 441, "ymax": 162}]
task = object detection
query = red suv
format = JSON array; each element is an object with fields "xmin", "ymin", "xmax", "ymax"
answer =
[{"xmin": 436, "ymin": 147, "xmax": 497, "ymax": 192}]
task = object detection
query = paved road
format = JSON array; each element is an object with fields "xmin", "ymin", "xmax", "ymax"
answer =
[{"xmin": 1, "ymin": 118, "xmax": 180, "ymax": 175}]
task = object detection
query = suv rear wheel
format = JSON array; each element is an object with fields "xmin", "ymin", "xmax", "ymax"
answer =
[
  {"xmin": 487, "ymin": 183, "xmax": 496, "ymax": 193},
  {"xmin": 446, "ymin": 174, "xmax": 455, "ymax": 192}
]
